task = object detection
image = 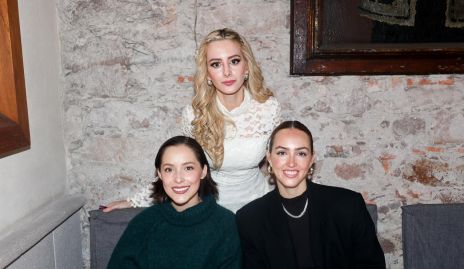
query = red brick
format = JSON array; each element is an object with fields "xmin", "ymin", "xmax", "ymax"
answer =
[
  {"xmin": 378, "ymin": 153, "xmax": 396, "ymax": 174},
  {"xmin": 395, "ymin": 190, "xmax": 407, "ymax": 203},
  {"xmin": 379, "ymin": 238, "xmax": 395, "ymax": 254},
  {"xmin": 418, "ymin": 78, "xmax": 434, "ymax": 85},
  {"xmin": 402, "ymin": 159, "xmax": 448, "ymax": 186},
  {"xmin": 425, "ymin": 146, "xmax": 443, "ymax": 153},
  {"xmin": 438, "ymin": 78, "xmax": 454, "ymax": 85},
  {"xmin": 391, "ymin": 77, "xmax": 402, "ymax": 88},
  {"xmin": 406, "ymin": 78, "xmax": 414, "ymax": 87},
  {"xmin": 412, "ymin": 148, "xmax": 426, "ymax": 156},
  {"xmin": 334, "ymin": 163, "xmax": 364, "ymax": 180},
  {"xmin": 407, "ymin": 189, "xmax": 420, "ymax": 199}
]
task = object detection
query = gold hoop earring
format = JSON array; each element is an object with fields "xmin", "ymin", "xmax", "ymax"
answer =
[{"xmin": 267, "ymin": 164, "xmax": 273, "ymax": 174}]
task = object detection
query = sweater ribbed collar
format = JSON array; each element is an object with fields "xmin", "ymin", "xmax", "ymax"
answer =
[
  {"xmin": 216, "ymin": 89, "xmax": 251, "ymax": 117},
  {"xmin": 159, "ymin": 195, "xmax": 216, "ymax": 226}
]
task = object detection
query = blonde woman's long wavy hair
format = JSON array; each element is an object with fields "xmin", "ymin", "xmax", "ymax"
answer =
[{"xmin": 192, "ymin": 28, "xmax": 274, "ymax": 169}]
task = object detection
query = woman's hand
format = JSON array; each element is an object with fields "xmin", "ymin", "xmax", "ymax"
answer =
[{"xmin": 102, "ymin": 200, "xmax": 132, "ymax": 212}]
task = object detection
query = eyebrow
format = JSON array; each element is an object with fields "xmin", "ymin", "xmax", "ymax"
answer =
[
  {"xmin": 274, "ymin": 146, "xmax": 310, "ymax": 151},
  {"xmin": 161, "ymin": 161, "xmax": 196, "ymax": 167},
  {"xmin": 208, "ymin": 54, "xmax": 241, "ymax": 63}
]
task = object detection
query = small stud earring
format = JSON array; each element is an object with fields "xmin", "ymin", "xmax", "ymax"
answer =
[{"xmin": 207, "ymin": 80, "xmax": 212, "ymax": 86}]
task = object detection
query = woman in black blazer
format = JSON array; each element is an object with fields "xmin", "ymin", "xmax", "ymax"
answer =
[{"xmin": 236, "ymin": 121, "xmax": 386, "ymax": 269}]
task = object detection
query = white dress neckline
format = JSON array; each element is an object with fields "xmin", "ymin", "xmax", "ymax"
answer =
[{"xmin": 216, "ymin": 90, "xmax": 251, "ymax": 117}]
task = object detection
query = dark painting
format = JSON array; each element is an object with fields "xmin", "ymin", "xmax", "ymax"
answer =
[{"xmin": 290, "ymin": 0, "xmax": 464, "ymax": 75}]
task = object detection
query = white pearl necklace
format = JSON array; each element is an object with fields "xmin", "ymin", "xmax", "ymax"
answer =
[{"xmin": 282, "ymin": 198, "xmax": 308, "ymax": 219}]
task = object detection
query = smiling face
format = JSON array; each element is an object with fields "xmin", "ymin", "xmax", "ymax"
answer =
[
  {"xmin": 157, "ymin": 144, "xmax": 207, "ymax": 212},
  {"xmin": 267, "ymin": 128, "xmax": 316, "ymax": 198},
  {"xmin": 206, "ymin": 39, "xmax": 249, "ymax": 107}
]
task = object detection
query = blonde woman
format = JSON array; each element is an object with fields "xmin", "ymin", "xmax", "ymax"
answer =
[{"xmin": 104, "ymin": 28, "xmax": 281, "ymax": 213}]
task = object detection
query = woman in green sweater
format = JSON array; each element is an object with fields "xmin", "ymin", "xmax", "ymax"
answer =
[{"xmin": 107, "ymin": 136, "xmax": 241, "ymax": 269}]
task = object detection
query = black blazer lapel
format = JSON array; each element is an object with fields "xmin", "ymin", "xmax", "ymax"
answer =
[
  {"xmin": 264, "ymin": 190, "xmax": 298, "ymax": 269},
  {"xmin": 308, "ymin": 181, "xmax": 326, "ymax": 268}
]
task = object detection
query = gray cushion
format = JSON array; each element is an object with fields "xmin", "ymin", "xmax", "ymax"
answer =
[
  {"xmin": 402, "ymin": 203, "xmax": 464, "ymax": 269},
  {"xmin": 366, "ymin": 204, "xmax": 378, "ymax": 231},
  {"xmin": 88, "ymin": 204, "xmax": 377, "ymax": 268},
  {"xmin": 89, "ymin": 207, "xmax": 145, "ymax": 269}
]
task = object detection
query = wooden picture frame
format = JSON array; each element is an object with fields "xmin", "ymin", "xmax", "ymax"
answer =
[
  {"xmin": 0, "ymin": 0, "xmax": 30, "ymax": 158},
  {"xmin": 290, "ymin": 0, "xmax": 464, "ymax": 75}
]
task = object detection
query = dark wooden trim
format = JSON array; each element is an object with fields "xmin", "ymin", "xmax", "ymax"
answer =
[
  {"xmin": 0, "ymin": 0, "xmax": 30, "ymax": 158},
  {"xmin": 290, "ymin": 0, "xmax": 464, "ymax": 76}
]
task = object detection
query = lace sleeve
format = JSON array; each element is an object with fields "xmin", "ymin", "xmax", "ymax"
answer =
[
  {"xmin": 271, "ymin": 98, "xmax": 282, "ymax": 128},
  {"xmin": 181, "ymin": 105, "xmax": 194, "ymax": 137},
  {"xmin": 127, "ymin": 183, "xmax": 153, "ymax": 207}
]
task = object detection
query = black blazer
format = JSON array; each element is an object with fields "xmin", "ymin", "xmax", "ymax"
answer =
[{"xmin": 236, "ymin": 181, "xmax": 386, "ymax": 269}]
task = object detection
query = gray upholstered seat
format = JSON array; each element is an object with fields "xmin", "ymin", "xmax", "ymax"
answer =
[
  {"xmin": 89, "ymin": 204, "xmax": 378, "ymax": 268},
  {"xmin": 402, "ymin": 203, "xmax": 464, "ymax": 269},
  {"xmin": 366, "ymin": 203, "xmax": 378, "ymax": 231},
  {"xmin": 89, "ymin": 208, "xmax": 145, "ymax": 269}
]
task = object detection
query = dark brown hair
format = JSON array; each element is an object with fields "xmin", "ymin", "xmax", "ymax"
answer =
[
  {"xmin": 150, "ymin": 136, "xmax": 218, "ymax": 203},
  {"xmin": 268, "ymin": 120, "xmax": 314, "ymax": 154}
]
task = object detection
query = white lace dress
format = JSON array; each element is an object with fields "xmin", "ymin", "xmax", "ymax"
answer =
[{"xmin": 128, "ymin": 90, "xmax": 281, "ymax": 212}]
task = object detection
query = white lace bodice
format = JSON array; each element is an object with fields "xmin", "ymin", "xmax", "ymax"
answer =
[{"xmin": 129, "ymin": 91, "xmax": 281, "ymax": 212}]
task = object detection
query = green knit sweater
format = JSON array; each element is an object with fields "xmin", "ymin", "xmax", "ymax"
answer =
[{"xmin": 107, "ymin": 196, "xmax": 241, "ymax": 269}]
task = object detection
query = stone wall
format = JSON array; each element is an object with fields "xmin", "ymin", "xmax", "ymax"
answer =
[{"xmin": 57, "ymin": 1, "xmax": 464, "ymax": 268}]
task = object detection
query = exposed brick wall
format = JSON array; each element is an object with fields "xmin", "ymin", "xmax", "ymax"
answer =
[{"xmin": 58, "ymin": 1, "xmax": 464, "ymax": 268}]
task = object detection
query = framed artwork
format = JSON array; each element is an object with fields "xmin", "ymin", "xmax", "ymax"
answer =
[
  {"xmin": 290, "ymin": 0, "xmax": 464, "ymax": 75},
  {"xmin": 0, "ymin": 0, "xmax": 30, "ymax": 158}
]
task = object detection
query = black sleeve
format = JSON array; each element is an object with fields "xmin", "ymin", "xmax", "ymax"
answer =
[{"xmin": 235, "ymin": 210, "xmax": 267, "ymax": 269}]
